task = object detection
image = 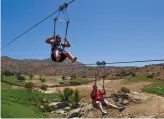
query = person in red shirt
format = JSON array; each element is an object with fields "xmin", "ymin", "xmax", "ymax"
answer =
[{"xmin": 90, "ymin": 84, "xmax": 126, "ymax": 116}]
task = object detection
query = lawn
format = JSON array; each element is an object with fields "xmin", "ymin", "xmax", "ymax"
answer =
[
  {"xmin": 124, "ymin": 76, "xmax": 164, "ymax": 96},
  {"xmin": 60, "ymin": 77, "xmax": 92, "ymax": 85},
  {"xmin": 2, "ymin": 75, "xmax": 26, "ymax": 86},
  {"xmin": 1, "ymin": 81, "xmax": 60, "ymax": 118}
]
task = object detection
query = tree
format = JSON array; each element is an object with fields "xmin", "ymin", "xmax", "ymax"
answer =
[
  {"xmin": 3, "ymin": 71, "xmax": 14, "ymax": 76},
  {"xmin": 62, "ymin": 76, "xmax": 65, "ymax": 80},
  {"xmin": 71, "ymin": 89, "xmax": 81, "ymax": 108},
  {"xmin": 24, "ymin": 82, "xmax": 35, "ymax": 94},
  {"xmin": 16, "ymin": 73, "xmax": 25, "ymax": 81},
  {"xmin": 40, "ymin": 84, "xmax": 48, "ymax": 92},
  {"xmin": 29, "ymin": 74, "xmax": 34, "ymax": 80},
  {"xmin": 39, "ymin": 76, "xmax": 46, "ymax": 82},
  {"xmin": 120, "ymin": 87, "xmax": 130, "ymax": 93},
  {"xmin": 59, "ymin": 88, "xmax": 74, "ymax": 105}
]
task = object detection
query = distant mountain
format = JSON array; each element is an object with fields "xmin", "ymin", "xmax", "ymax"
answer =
[
  {"xmin": 1, "ymin": 56, "xmax": 164, "ymax": 80},
  {"xmin": 1, "ymin": 56, "xmax": 85, "ymax": 76}
]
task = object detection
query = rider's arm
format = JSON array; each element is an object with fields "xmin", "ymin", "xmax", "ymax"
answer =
[
  {"xmin": 63, "ymin": 38, "xmax": 71, "ymax": 47},
  {"xmin": 45, "ymin": 36, "xmax": 55, "ymax": 44},
  {"xmin": 102, "ymin": 85, "xmax": 106, "ymax": 95},
  {"xmin": 90, "ymin": 89, "xmax": 96, "ymax": 99}
]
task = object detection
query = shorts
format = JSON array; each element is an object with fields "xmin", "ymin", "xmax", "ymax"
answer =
[
  {"xmin": 51, "ymin": 52, "xmax": 67, "ymax": 62},
  {"xmin": 93, "ymin": 99, "xmax": 109, "ymax": 107}
]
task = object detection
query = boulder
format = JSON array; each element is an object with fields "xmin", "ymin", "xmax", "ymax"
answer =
[
  {"xmin": 64, "ymin": 106, "xmax": 71, "ymax": 111},
  {"xmin": 55, "ymin": 109, "xmax": 65, "ymax": 115},
  {"xmin": 49, "ymin": 102, "xmax": 60, "ymax": 107},
  {"xmin": 66, "ymin": 108, "xmax": 81, "ymax": 118},
  {"xmin": 127, "ymin": 91, "xmax": 149, "ymax": 103}
]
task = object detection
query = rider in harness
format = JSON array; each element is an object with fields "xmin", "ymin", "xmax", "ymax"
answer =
[
  {"xmin": 90, "ymin": 84, "xmax": 126, "ymax": 116},
  {"xmin": 45, "ymin": 35, "xmax": 77, "ymax": 63}
]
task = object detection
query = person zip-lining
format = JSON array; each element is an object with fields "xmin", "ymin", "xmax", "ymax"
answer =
[
  {"xmin": 45, "ymin": 35, "xmax": 77, "ymax": 63},
  {"xmin": 90, "ymin": 84, "xmax": 126, "ymax": 116}
]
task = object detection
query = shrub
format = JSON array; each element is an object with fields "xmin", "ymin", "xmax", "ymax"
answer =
[
  {"xmin": 120, "ymin": 87, "xmax": 130, "ymax": 93},
  {"xmin": 41, "ymin": 104, "xmax": 52, "ymax": 112},
  {"xmin": 24, "ymin": 82, "xmax": 35, "ymax": 94},
  {"xmin": 70, "ymin": 89, "xmax": 81, "ymax": 108},
  {"xmin": 39, "ymin": 76, "xmax": 46, "ymax": 82},
  {"xmin": 16, "ymin": 73, "xmax": 25, "ymax": 81},
  {"xmin": 29, "ymin": 74, "xmax": 34, "ymax": 80},
  {"xmin": 70, "ymin": 75, "xmax": 76, "ymax": 79},
  {"xmin": 131, "ymin": 72, "xmax": 136, "ymax": 76},
  {"xmin": 82, "ymin": 76, "xmax": 86, "ymax": 78},
  {"xmin": 146, "ymin": 73, "xmax": 154, "ymax": 78},
  {"xmin": 59, "ymin": 88, "xmax": 74, "ymax": 105},
  {"xmin": 40, "ymin": 84, "xmax": 48, "ymax": 92},
  {"xmin": 62, "ymin": 76, "xmax": 65, "ymax": 80},
  {"xmin": 3, "ymin": 71, "xmax": 14, "ymax": 76}
]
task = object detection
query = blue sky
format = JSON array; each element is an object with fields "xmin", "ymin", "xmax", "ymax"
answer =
[{"xmin": 1, "ymin": 0, "xmax": 164, "ymax": 66}]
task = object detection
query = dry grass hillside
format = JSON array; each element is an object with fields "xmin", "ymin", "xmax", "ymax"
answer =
[{"xmin": 1, "ymin": 56, "xmax": 164, "ymax": 80}]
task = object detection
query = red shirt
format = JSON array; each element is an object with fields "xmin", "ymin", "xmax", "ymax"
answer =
[{"xmin": 91, "ymin": 90, "xmax": 104, "ymax": 101}]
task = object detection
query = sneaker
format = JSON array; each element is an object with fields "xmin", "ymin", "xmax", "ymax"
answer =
[
  {"xmin": 119, "ymin": 106, "xmax": 126, "ymax": 112},
  {"xmin": 72, "ymin": 57, "xmax": 77, "ymax": 63},
  {"xmin": 102, "ymin": 111, "xmax": 108, "ymax": 116}
]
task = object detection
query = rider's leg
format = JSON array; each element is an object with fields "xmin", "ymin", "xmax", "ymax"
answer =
[
  {"xmin": 63, "ymin": 51, "xmax": 77, "ymax": 63},
  {"xmin": 103, "ymin": 99, "xmax": 119, "ymax": 109},
  {"xmin": 95, "ymin": 101, "xmax": 108, "ymax": 115},
  {"xmin": 53, "ymin": 50, "xmax": 61, "ymax": 62},
  {"xmin": 103, "ymin": 99, "xmax": 126, "ymax": 112}
]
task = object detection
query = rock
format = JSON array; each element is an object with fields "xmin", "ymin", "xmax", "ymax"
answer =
[
  {"xmin": 156, "ymin": 87, "xmax": 161, "ymax": 90},
  {"xmin": 81, "ymin": 104, "xmax": 93, "ymax": 111},
  {"xmin": 39, "ymin": 98, "xmax": 49, "ymax": 103},
  {"xmin": 64, "ymin": 106, "xmax": 71, "ymax": 111},
  {"xmin": 127, "ymin": 91, "xmax": 149, "ymax": 103},
  {"xmin": 49, "ymin": 102, "xmax": 60, "ymax": 106},
  {"xmin": 122, "ymin": 99, "xmax": 129, "ymax": 105},
  {"xmin": 66, "ymin": 108, "xmax": 81, "ymax": 118},
  {"xmin": 40, "ymin": 106, "xmax": 44, "ymax": 109},
  {"xmin": 51, "ymin": 111, "xmax": 56, "ymax": 113},
  {"xmin": 56, "ymin": 109, "xmax": 65, "ymax": 114},
  {"xmin": 79, "ymin": 102, "xmax": 88, "ymax": 107},
  {"xmin": 79, "ymin": 104, "xmax": 93, "ymax": 116}
]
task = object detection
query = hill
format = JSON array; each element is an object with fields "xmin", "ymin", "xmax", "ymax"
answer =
[{"xmin": 1, "ymin": 56, "xmax": 164, "ymax": 80}]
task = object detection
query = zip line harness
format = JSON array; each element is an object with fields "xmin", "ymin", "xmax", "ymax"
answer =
[
  {"xmin": 53, "ymin": 2, "xmax": 70, "ymax": 51},
  {"xmin": 95, "ymin": 61, "xmax": 107, "ymax": 87}
]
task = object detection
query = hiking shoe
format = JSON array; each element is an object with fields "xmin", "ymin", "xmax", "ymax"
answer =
[
  {"xmin": 119, "ymin": 106, "xmax": 126, "ymax": 112},
  {"xmin": 102, "ymin": 111, "xmax": 108, "ymax": 116},
  {"xmin": 72, "ymin": 57, "xmax": 77, "ymax": 63}
]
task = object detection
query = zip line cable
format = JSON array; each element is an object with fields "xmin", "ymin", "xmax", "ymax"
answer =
[
  {"xmin": 1, "ymin": 0, "xmax": 164, "ymax": 68},
  {"xmin": 14, "ymin": 58, "xmax": 164, "ymax": 70},
  {"xmin": 1, "ymin": 0, "xmax": 75, "ymax": 50}
]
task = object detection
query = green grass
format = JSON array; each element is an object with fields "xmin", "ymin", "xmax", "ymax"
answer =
[
  {"xmin": 2, "ymin": 100, "xmax": 44, "ymax": 118},
  {"xmin": 142, "ymin": 81, "xmax": 164, "ymax": 95},
  {"xmin": 1, "ymin": 82, "xmax": 12, "ymax": 89},
  {"xmin": 124, "ymin": 75, "xmax": 153, "ymax": 82},
  {"xmin": 2, "ymin": 75, "xmax": 26, "ymax": 86},
  {"xmin": 124, "ymin": 76, "xmax": 164, "ymax": 96},
  {"xmin": 1, "ymin": 81, "xmax": 60, "ymax": 118}
]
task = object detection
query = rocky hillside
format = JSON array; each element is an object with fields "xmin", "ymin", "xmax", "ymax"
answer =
[{"xmin": 1, "ymin": 56, "xmax": 164, "ymax": 80}]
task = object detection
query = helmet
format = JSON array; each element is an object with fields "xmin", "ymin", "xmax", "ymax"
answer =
[
  {"xmin": 56, "ymin": 35, "xmax": 61, "ymax": 39},
  {"xmin": 55, "ymin": 35, "xmax": 61, "ymax": 43}
]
